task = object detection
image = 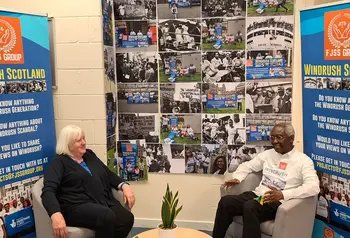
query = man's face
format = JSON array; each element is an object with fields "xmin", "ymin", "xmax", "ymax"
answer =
[
  {"xmin": 13, "ymin": 200, "xmax": 17, "ymax": 207},
  {"xmin": 278, "ymin": 90, "xmax": 284, "ymax": 97},
  {"xmin": 270, "ymin": 126, "xmax": 293, "ymax": 154}
]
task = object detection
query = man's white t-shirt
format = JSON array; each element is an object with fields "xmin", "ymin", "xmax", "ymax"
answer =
[{"xmin": 232, "ymin": 147, "xmax": 320, "ymax": 201}]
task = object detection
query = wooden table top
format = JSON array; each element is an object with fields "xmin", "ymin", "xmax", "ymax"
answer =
[{"xmin": 133, "ymin": 227, "xmax": 212, "ymax": 238}]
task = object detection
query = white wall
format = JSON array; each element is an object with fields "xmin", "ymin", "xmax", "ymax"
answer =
[{"xmin": 1, "ymin": 0, "xmax": 108, "ymax": 163}]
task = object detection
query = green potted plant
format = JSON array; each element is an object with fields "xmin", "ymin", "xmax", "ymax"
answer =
[{"xmin": 158, "ymin": 183, "xmax": 183, "ymax": 238}]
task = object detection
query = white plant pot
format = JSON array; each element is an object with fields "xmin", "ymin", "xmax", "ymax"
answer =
[{"xmin": 158, "ymin": 223, "xmax": 177, "ymax": 238}]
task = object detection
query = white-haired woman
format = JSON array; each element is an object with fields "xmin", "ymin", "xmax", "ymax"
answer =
[{"xmin": 41, "ymin": 125, "xmax": 135, "ymax": 238}]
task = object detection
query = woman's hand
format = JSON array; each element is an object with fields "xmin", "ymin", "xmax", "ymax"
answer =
[
  {"xmin": 122, "ymin": 184, "xmax": 135, "ymax": 209},
  {"xmin": 51, "ymin": 212, "xmax": 68, "ymax": 238}
]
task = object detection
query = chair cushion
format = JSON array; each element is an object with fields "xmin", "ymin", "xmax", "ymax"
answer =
[
  {"xmin": 233, "ymin": 216, "xmax": 274, "ymax": 236},
  {"xmin": 67, "ymin": 226, "xmax": 95, "ymax": 238}
]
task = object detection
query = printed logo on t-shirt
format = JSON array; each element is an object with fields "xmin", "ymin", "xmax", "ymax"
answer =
[
  {"xmin": 261, "ymin": 166, "xmax": 288, "ymax": 190},
  {"xmin": 279, "ymin": 162, "xmax": 288, "ymax": 170}
]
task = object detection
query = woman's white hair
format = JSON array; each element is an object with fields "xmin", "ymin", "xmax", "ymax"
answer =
[{"xmin": 56, "ymin": 125, "xmax": 84, "ymax": 155}]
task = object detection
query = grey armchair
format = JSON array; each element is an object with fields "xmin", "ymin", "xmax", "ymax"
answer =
[
  {"xmin": 32, "ymin": 178, "xmax": 131, "ymax": 238},
  {"xmin": 221, "ymin": 172, "xmax": 318, "ymax": 238}
]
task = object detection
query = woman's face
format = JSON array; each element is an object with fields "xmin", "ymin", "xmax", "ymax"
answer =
[
  {"xmin": 69, "ymin": 133, "xmax": 86, "ymax": 157},
  {"xmin": 216, "ymin": 158, "xmax": 224, "ymax": 169}
]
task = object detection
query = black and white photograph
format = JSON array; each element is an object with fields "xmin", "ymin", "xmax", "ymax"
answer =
[
  {"xmin": 246, "ymin": 49, "xmax": 292, "ymax": 81},
  {"xmin": 304, "ymin": 77, "xmax": 342, "ymax": 90},
  {"xmin": 160, "ymin": 83, "xmax": 201, "ymax": 113},
  {"xmin": 0, "ymin": 81, "xmax": 6, "ymax": 94},
  {"xmin": 202, "ymin": 0, "xmax": 246, "ymax": 18},
  {"xmin": 184, "ymin": 144, "xmax": 228, "ymax": 175},
  {"xmin": 325, "ymin": 77, "xmax": 342, "ymax": 90},
  {"xmin": 247, "ymin": 0, "xmax": 294, "ymax": 17},
  {"xmin": 202, "ymin": 51, "xmax": 245, "ymax": 83},
  {"xmin": 104, "ymin": 46, "xmax": 115, "ymax": 92},
  {"xmin": 27, "ymin": 80, "xmax": 48, "ymax": 93},
  {"xmin": 303, "ymin": 77, "xmax": 317, "ymax": 89},
  {"xmin": 202, "ymin": 18, "xmax": 246, "ymax": 50},
  {"xmin": 145, "ymin": 144, "xmax": 186, "ymax": 173},
  {"xmin": 114, "ymin": 0, "xmax": 156, "ymax": 20},
  {"xmin": 6, "ymin": 81, "xmax": 28, "ymax": 94},
  {"xmin": 246, "ymin": 81, "xmax": 292, "ymax": 113},
  {"xmin": 116, "ymin": 52, "xmax": 158, "ymax": 83},
  {"xmin": 160, "ymin": 114, "xmax": 202, "ymax": 144},
  {"xmin": 202, "ymin": 82, "xmax": 245, "ymax": 114},
  {"xmin": 227, "ymin": 145, "xmax": 273, "ymax": 172},
  {"xmin": 158, "ymin": 19, "xmax": 201, "ymax": 52},
  {"xmin": 117, "ymin": 83, "xmax": 158, "ymax": 113},
  {"xmin": 116, "ymin": 20, "xmax": 157, "ymax": 52},
  {"xmin": 159, "ymin": 52, "xmax": 201, "ymax": 83},
  {"xmin": 342, "ymin": 78, "xmax": 350, "ymax": 90},
  {"xmin": 246, "ymin": 16, "xmax": 294, "ymax": 50},
  {"xmin": 202, "ymin": 114, "xmax": 246, "ymax": 145},
  {"xmin": 157, "ymin": 0, "xmax": 201, "ymax": 19},
  {"xmin": 118, "ymin": 113, "xmax": 160, "ymax": 143},
  {"xmin": 246, "ymin": 113, "xmax": 291, "ymax": 145}
]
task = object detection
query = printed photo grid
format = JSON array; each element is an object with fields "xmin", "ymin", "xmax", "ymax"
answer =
[{"xmin": 112, "ymin": 0, "xmax": 295, "ymax": 175}]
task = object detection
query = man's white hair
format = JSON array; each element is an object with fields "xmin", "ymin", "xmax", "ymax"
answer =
[
  {"xmin": 275, "ymin": 123, "xmax": 295, "ymax": 137},
  {"xmin": 56, "ymin": 125, "xmax": 84, "ymax": 156}
]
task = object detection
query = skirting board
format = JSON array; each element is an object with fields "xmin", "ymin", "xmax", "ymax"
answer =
[{"xmin": 134, "ymin": 218, "xmax": 214, "ymax": 231}]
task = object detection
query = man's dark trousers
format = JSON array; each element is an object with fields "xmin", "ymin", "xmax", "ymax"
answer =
[{"xmin": 212, "ymin": 191, "xmax": 281, "ymax": 238}]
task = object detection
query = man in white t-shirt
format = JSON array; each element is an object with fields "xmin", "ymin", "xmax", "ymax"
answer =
[{"xmin": 212, "ymin": 123, "xmax": 320, "ymax": 238}]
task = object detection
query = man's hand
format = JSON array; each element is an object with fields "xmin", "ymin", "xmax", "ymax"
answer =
[
  {"xmin": 122, "ymin": 184, "xmax": 135, "ymax": 209},
  {"xmin": 263, "ymin": 186, "xmax": 284, "ymax": 203},
  {"xmin": 51, "ymin": 212, "xmax": 68, "ymax": 238},
  {"xmin": 221, "ymin": 178, "xmax": 240, "ymax": 190}
]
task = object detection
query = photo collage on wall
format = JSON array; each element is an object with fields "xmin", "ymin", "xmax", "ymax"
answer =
[
  {"xmin": 102, "ymin": 0, "xmax": 119, "ymax": 175},
  {"xmin": 111, "ymin": 0, "xmax": 295, "ymax": 181}
]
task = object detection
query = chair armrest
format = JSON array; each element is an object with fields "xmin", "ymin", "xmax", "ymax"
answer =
[
  {"xmin": 221, "ymin": 172, "xmax": 262, "ymax": 197},
  {"xmin": 112, "ymin": 188, "xmax": 130, "ymax": 210},
  {"xmin": 272, "ymin": 196, "xmax": 317, "ymax": 238}
]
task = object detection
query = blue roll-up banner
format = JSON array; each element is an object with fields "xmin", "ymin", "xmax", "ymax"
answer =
[
  {"xmin": 0, "ymin": 10, "xmax": 56, "ymax": 238},
  {"xmin": 301, "ymin": 3, "xmax": 350, "ymax": 237},
  {"xmin": 207, "ymin": 93, "xmax": 237, "ymax": 108},
  {"xmin": 127, "ymin": 92, "xmax": 151, "ymax": 104},
  {"xmin": 246, "ymin": 58, "xmax": 287, "ymax": 80},
  {"xmin": 122, "ymin": 35, "xmax": 149, "ymax": 48},
  {"xmin": 215, "ymin": 23, "xmax": 222, "ymax": 37},
  {"xmin": 121, "ymin": 143, "xmax": 137, "ymax": 181}
]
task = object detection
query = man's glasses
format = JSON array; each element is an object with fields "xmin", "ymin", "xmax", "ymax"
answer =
[{"xmin": 270, "ymin": 135, "xmax": 287, "ymax": 141}]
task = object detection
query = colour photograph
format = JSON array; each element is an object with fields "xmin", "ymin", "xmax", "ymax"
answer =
[
  {"xmin": 160, "ymin": 114, "xmax": 202, "ymax": 144},
  {"xmin": 159, "ymin": 52, "xmax": 201, "ymax": 83},
  {"xmin": 202, "ymin": 18, "xmax": 246, "ymax": 50},
  {"xmin": 202, "ymin": 83, "xmax": 245, "ymax": 114}
]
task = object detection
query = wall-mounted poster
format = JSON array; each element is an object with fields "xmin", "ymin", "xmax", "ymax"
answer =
[
  {"xmin": 113, "ymin": 0, "xmax": 294, "ymax": 178},
  {"xmin": 301, "ymin": 2, "xmax": 350, "ymax": 237}
]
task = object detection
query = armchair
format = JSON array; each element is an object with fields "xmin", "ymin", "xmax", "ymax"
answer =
[
  {"xmin": 32, "ymin": 178, "xmax": 131, "ymax": 238},
  {"xmin": 221, "ymin": 172, "xmax": 318, "ymax": 238}
]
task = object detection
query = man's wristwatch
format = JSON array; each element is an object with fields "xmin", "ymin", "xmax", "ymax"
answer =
[{"xmin": 120, "ymin": 181, "xmax": 130, "ymax": 190}]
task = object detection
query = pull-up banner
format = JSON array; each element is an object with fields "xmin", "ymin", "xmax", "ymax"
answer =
[
  {"xmin": 300, "ymin": 2, "xmax": 350, "ymax": 237},
  {"xmin": 0, "ymin": 9, "xmax": 56, "ymax": 238}
]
